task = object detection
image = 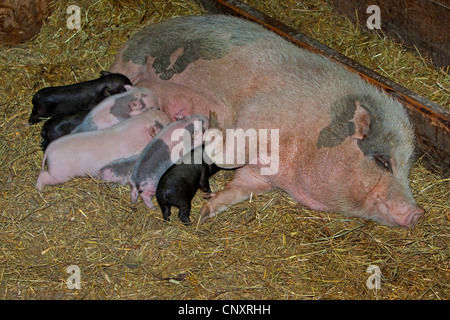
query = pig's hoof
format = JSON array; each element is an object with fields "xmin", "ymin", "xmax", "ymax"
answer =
[
  {"xmin": 35, "ymin": 181, "xmax": 44, "ymax": 191},
  {"xmin": 130, "ymin": 189, "xmax": 139, "ymax": 203},
  {"xmin": 203, "ymin": 192, "xmax": 216, "ymax": 200},
  {"xmin": 179, "ymin": 215, "xmax": 192, "ymax": 226}
]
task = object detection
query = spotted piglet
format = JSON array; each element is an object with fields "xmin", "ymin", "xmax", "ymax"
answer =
[
  {"xmin": 40, "ymin": 86, "xmax": 158, "ymax": 149},
  {"xmin": 71, "ymin": 85, "xmax": 159, "ymax": 133}
]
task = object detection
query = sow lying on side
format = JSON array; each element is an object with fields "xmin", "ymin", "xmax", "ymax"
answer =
[{"xmin": 109, "ymin": 15, "xmax": 423, "ymax": 228}]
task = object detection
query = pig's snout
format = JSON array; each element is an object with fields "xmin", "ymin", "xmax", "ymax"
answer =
[
  {"xmin": 365, "ymin": 182, "xmax": 424, "ymax": 228},
  {"xmin": 377, "ymin": 199, "xmax": 424, "ymax": 228},
  {"xmin": 401, "ymin": 205, "xmax": 424, "ymax": 228}
]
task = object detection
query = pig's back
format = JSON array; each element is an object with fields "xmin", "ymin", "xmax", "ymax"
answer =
[
  {"xmin": 115, "ymin": 15, "xmax": 409, "ymax": 142},
  {"xmin": 119, "ymin": 15, "xmax": 366, "ymax": 113}
]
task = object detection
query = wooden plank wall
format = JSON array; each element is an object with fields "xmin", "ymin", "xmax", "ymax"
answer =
[{"xmin": 331, "ymin": 0, "xmax": 450, "ymax": 69}]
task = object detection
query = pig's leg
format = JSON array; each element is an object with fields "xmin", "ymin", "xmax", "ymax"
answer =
[
  {"xmin": 160, "ymin": 204, "xmax": 171, "ymax": 221},
  {"xmin": 198, "ymin": 166, "xmax": 212, "ymax": 194},
  {"xmin": 141, "ymin": 190, "xmax": 155, "ymax": 209},
  {"xmin": 178, "ymin": 202, "xmax": 191, "ymax": 225},
  {"xmin": 197, "ymin": 165, "xmax": 273, "ymax": 225},
  {"xmin": 36, "ymin": 171, "xmax": 63, "ymax": 191}
]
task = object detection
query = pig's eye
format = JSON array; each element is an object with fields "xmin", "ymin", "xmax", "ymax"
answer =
[{"xmin": 374, "ymin": 155, "xmax": 392, "ymax": 172}]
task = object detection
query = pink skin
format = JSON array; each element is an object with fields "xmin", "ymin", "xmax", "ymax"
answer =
[
  {"xmin": 90, "ymin": 99, "xmax": 115, "ymax": 128},
  {"xmin": 89, "ymin": 85, "xmax": 159, "ymax": 131},
  {"xmin": 36, "ymin": 110, "xmax": 170, "ymax": 191},
  {"xmin": 127, "ymin": 86, "xmax": 159, "ymax": 115},
  {"xmin": 110, "ymin": 35, "xmax": 424, "ymax": 228},
  {"xmin": 363, "ymin": 175, "xmax": 424, "ymax": 227},
  {"xmin": 278, "ymin": 137, "xmax": 424, "ymax": 228},
  {"xmin": 140, "ymin": 188, "xmax": 156, "ymax": 210},
  {"xmin": 135, "ymin": 81, "xmax": 232, "ymax": 124}
]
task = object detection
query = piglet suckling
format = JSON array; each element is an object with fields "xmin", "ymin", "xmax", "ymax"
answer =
[
  {"xmin": 40, "ymin": 84, "xmax": 158, "ymax": 151},
  {"xmin": 71, "ymin": 85, "xmax": 159, "ymax": 133},
  {"xmin": 29, "ymin": 71, "xmax": 131, "ymax": 124},
  {"xmin": 36, "ymin": 109, "xmax": 170, "ymax": 191},
  {"xmin": 129, "ymin": 114, "xmax": 210, "ymax": 210},
  {"xmin": 156, "ymin": 148, "xmax": 219, "ymax": 224}
]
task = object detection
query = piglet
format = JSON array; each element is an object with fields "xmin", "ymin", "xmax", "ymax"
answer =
[
  {"xmin": 40, "ymin": 110, "xmax": 90, "ymax": 151},
  {"xmin": 129, "ymin": 114, "xmax": 210, "ymax": 210},
  {"xmin": 71, "ymin": 86, "xmax": 158, "ymax": 133},
  {"xmin": 35, "ymin": 109, "xmax": 170, "ymax": 191},
  {"xmin": 29, "ymin": 71, "xmax": 131, "ymax": 124},
  {"xmin": 156, "ymin": 148, "xmax": 219, "ymax": 224}
]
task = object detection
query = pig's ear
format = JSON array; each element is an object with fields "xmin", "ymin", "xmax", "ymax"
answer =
[
  {"xmin": 147, "ymin": 125, "xmax": 159, "ymax": 139},
  {"xmin": 100, "ymin": 71, "xmax": 111, "ymax": 77},
  {"xmin": 351, "ymin": 101, "xmax": 371, "ymax": 140},
  {"xmin": 124, "ymin": 85, "xmax": 133, "ymax": 91},
  {"xmin": 101, "ymin": 86, "xmax": 112, "ymax": 97}
]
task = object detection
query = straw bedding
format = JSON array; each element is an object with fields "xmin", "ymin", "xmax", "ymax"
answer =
[{"xmin": 0, "ymin": 0, "xmax": 448, "ymax": 299}]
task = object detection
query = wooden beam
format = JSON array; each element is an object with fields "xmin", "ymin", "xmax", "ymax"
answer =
[
  {"xmin": 198, "ymin": 0, "xmax": 450, "ymax": 174},
  {"xmin": 330, "ymin": 0, "xmax": 449, "ymax": 69}
]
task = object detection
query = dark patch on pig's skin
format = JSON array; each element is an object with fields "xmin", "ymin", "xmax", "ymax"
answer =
[
  {"xmin": 181, "ymin": 121, "xmax": 207, "ymax": 147},
  {"xmin": 121, "ymin": 15, "xmax": 266, "ymax": 80},
  {"xmin": 110, "ymin": 94, "xmax": 135, "ymax": 118},
  {"xmin": 139, "ymin": 95, "xmax": 148, "ymax": 109},
  {"xmin": 132, "ymin": 139, "xmax": 173, "ymax": 186},
  {"xmin": 317, "ymin": 94, "xmax": 393, "ymax": 163},
  {"xmin": 185, "ymin": 122, "xmax": 195, "ymax": 135},
  {"xmin": 71, "ymin": 120, "xmax": 98, "ymax": 133},
  {"xmin": 154, "ymin": 120, "xmax": 164, "ymax": 130},
  {"xmin": 100, "ymin": 154, "xmax": 139, "ymax": 179}
]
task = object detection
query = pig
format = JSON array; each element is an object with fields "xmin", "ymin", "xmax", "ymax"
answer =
[
  {"xmin": 40, "ymin": 110, "xmax": 90, "ymax": 151},
  {"xmin": 98, "ymin": 114, "xmax": 214, "ymax": 186},
  {"xmin": 110, "ymin": 15, "xmax": 424, "ymax": 228},
  {"xmin": 35, "ymin": 109, "xmax": 170, "ymax": 191},
  {"xmin": 127, "ymin": 114, "xmax": 210, "ymax": 210},
  {"xmin": 29, "ymin": 71, "xmax": 132, "ymax": 124},
  {"xmin": 156, "ymin": 148, "xmax": 219, "ymax": 224},
  {"xmin": 71, "ymin": 85, "xmax": 159, "ymax": 133}
]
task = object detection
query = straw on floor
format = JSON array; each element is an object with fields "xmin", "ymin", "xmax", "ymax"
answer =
[{"xmin": 0, "ymin": 0, "xmax": 448, "ymax": 299}]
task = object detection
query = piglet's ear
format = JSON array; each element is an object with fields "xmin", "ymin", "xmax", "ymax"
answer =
[
  {"xmin": 147, "ymin": 125, "xmax": 159, "ymax": 139},
  {"xmin": 124, "ymin": 84, "xmax": 133, "ymax": 91},
  {"xmin": 99, "ymin": 71, "xmax": 111, "ymax": 77},
  {"xmin": 101, "ymin": 86, "xmax": 112, "ymax": 97},
  {"xmin": 351, "ymin": 101, "xmax": 371, "ymax": 140}
]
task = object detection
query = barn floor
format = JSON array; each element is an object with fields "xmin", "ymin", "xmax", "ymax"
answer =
[{"xmin": 0, "ymin": 0, "xmax": 448, "ymax": 300}]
